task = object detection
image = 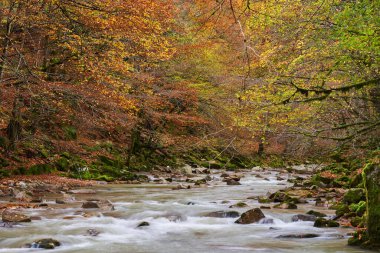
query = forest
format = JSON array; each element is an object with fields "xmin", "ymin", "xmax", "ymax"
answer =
[{"xmin": 0, "ymin": 0, "xmax": 379, "ymax": 252}]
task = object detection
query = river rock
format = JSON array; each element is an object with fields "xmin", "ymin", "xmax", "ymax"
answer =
[
  {"xmin": 306, "ymin": 210, "xmax": 326, "ymax": 217},
  {"xmin": 172, "ymin": 184, "xmax": 191, "ymax": 190},
  {"xmin": 313, "ymin": 218, "xmax": 340, "ymax": 227},
  {"xmin": 226, "ymin": 179, "xmax": 241, "ymax": 185},
  {"xmin": 159, "ymin": 211, "xmax": 187, "ymax": 222},
  {"xmin": 235, "ymin": 208, "xmax": 265, "ymax": 224},
  {"xmin": 137, "ymin": 221, "xmax": 150, "ymax": 228},
  {"xmin": 26, "ymin": 238, "xmax": 61, "ymax": 249},
  {"xmin": 204, "ymin": 211, "xmax": 240, "ymax": 218},
  {"xmin": 82, "ymin": 201, "xmax": 100, "ymax": 209},
  {"xmin": 55, "ymin": 199, "xmax": 65, "ymax": 204},
  {"xmin": 2, "ymin": 210, "xmax": 31, "ymax": 222},
  {"xmin": 229, "ymin": 202, "xmax": 248, "ymax": 208},
  {"xmin": 13, "ymin": 191, "xmax": 32, "ymax": 202},
  {"xmin": 291, "ymin": 214, "xmax": 316, "ymax": 222},
  {"xmin": 273, "ymin": 202, "xmax": 297, "ymax": 209},
  {"xmin": 87, "ymin": 229, "xmax": 100, "ymax": 236},
  {"xmin": 277, "ymin": 234, "xmax": 320, "ymax": 239}
]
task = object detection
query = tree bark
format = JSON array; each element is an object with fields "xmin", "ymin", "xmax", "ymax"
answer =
[
  {"xmin": 6, "ymin": 95, "xmax": 23, "ymax": 150},
  {"xmin": 363, "ymin": 162, "xmax": 380, "ymax": 249}
]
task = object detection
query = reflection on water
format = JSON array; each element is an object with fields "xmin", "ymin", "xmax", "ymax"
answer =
[{"xmin": 0, "ymin": 171, "xmax": 371, "ymax": 253}]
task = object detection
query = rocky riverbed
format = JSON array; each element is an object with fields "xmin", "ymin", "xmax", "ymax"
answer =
[{"xmin": 0, "ymin": 165, "xmax": 373, "ymax": 252}]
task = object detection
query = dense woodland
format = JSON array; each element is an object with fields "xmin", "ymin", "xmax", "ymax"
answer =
[{"xmin": 0, "ymin": 0, "xmax": 379, "ymax": 250}]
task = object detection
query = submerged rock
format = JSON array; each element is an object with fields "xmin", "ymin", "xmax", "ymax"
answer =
[
  {"xmin": 229, "ymin": 202, "xmax": 248, "ymax": 208},
  {"xmin": 26, "ymin": 238, "xmax": 61, "ymax": 249},
  {"xmin": 277, "ymin": 234, "xmax": 320, "ymax": 239},
  {"xmin": 159, "ymin": 211, "xmax": 187, "ymax": 222},
  {"xmin": 2, "ymin": 210, "xmax": 31, "ymax": 222},
  {"xmin": 235, "ymin": 208, "xmax": 265, "ymax": 224},
  {"xmin": 87, "ymin": 229, "xmax": 100, "ymax": 236},
  {"xmin": 204, "ymin": 211, "xmax": 240, "ymax": 218},
  {"xmin": 259, "ymin": 218, "xmax": 274, "ymax": 224}
]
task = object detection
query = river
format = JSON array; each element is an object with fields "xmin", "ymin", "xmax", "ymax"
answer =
[{"xmin": 0, "ymin": 169, "xmax": 372, "ymax": 252}]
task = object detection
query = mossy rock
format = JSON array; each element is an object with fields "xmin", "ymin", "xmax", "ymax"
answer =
[
  {"xmin": 311, "ymin": 174, "xmax": 333, "ymax": 186},
  {"xmin": 343, "ymin": 188, "xmax": 365, "ymax": 204},
  {"xmin": 333, "ymin": 203, "xmax": 350, "ymax": 217},
  {"xmin": 313, "ymin": 218, "xmax": 339, "ymax": 228},
  {"xmin": 306, "ymin": 210, "xmax": 326, "ymax": 217},
  {"xmin": 258, "ymin": 197, "xmax": 271, "ymax": 204}
]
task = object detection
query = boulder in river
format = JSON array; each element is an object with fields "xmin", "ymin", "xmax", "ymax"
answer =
[
  {"xmin": 204, "ymin": 211, "xmax": 240, "ymax": 218},
  {"xmin": 306, "ymin": 210, "xmax": 326, "ymax": 217},
  {"xmin": 291, "ymin": 214, "xmax": 316, "ymax": 222},
  {"xmin": 226, "ymin": 179, "xmax": 241, "ymax": 185},
  {"xmin": 235, "ymin": 208, "xmax": 265, "ymax": 224},
  {"xmin": 2, "ymin": 209, "xmax": 31, "ymax": 222},
  {"xmin": 313, "ymin": 218, "xmax": 340, "ymax": 227},
  {"xmin": 82, "ymin": 201, "xmax": 100, "ymax": 209},
  {"xmin": 26, "ymin": 238, "xmax": 61, "ymax": 249}
]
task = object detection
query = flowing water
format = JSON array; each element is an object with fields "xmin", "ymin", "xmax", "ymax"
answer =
[{"xmin": 0, "ymin": 170, "xmax": 372, "ymax": 253}]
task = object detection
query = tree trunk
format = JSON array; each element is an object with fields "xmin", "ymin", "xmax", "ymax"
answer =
[
  {"xmin": 257, "ymin": 141, "xmax": 264, "ymax": 156},
  {"xmin": 363, "ymin": 162, "xmax": 380, "ymax": 249},
  {"xmin": 6, "ymin": 95, "xmax": 23, "ymax": 150}
]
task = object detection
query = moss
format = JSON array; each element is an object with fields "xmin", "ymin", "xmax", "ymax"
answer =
[
  {"xmin": 314, "ymin": 218, "xmax": 339, "ymax": 227},
  {"xmin": 62, "ymin": 125, "xmax": 77, "ymax": 140},
  {"xmin": 307, "ymin": 210, "xmax": 327, "ymax": 217},
  {"xmin": 362, "ymin": 162, "xmax": 380, "ymax": 248},
  {"xmin": 332, "ymin": 203, "xmax": 350, "ymax": 217},
  {"xmin": 349, "ymin": 201, "xmax": 366, "ymax": 217},
  {"xmin": 348, "ymin": 230, "xmax": 369, "ymax": 246},
  {"xmin": 258, "ymin": 197, "xmax": 271, "ymax": 203},
  {"xmin": 343, "ymin": 188, "xmax": 365, "ymax": 204},
  {"xmin": 0, "ymin": 169, "xmax": 10, "ymax": 178},
  {"xmin": 95, "ymin": 175, "xmax": 114, "ymax": 182},
  {"xmin": 0, "ymin": 157, "xmax": 9, "ymax": 168}
]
